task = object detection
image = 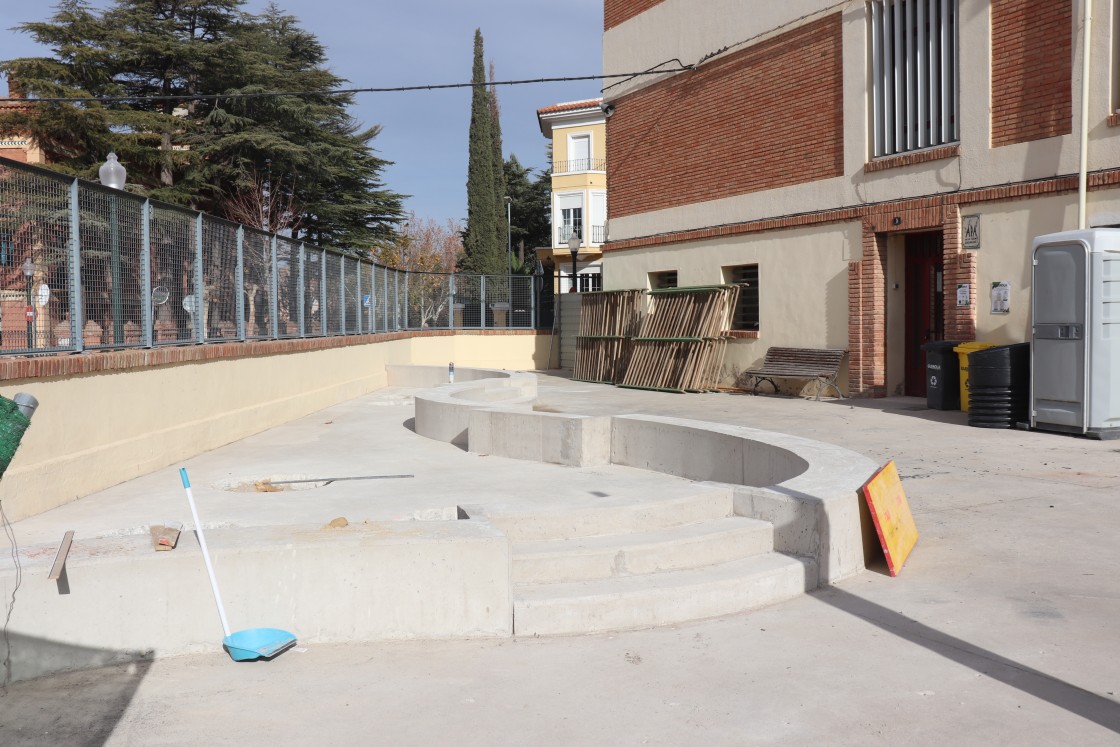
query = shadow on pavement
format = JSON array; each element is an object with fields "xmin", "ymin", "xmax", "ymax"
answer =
[
  {"xmin": 814, "ymin": 587, "xmax": 1120, "ymax": 733},
  {"xmin": 0, "ymin": 634, "xmax": 153, "ymax": 746}
]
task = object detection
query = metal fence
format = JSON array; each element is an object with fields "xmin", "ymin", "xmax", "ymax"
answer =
[{"xmin": 0, "ymin": 157, "xmax": 535, "ymax": 355}]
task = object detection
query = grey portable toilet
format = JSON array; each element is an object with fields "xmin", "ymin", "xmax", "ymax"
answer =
[{"xmin": 1031, "ymin": 229, "xmax": 1120, "ymax": 439}]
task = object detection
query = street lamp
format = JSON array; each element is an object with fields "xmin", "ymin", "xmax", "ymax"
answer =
[
  {"xmin": 22, "ymin": 257, "xmax": 34, "ymax": 349},
  {"xmin": 567, "ymin": 233, "xmax": 581, "ymax": 293},
  {"xmin": 99, "ymin": 153, "xmax": 127, "ymax": 344},
  {"xmin": 503, "ymin": 196, "xmax": 512, "ymax": 274}
]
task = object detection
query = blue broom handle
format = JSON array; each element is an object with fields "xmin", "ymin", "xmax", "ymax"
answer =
[{"xmin": 180, "ymin": 468, "xmax": 232, "ymax": 637}]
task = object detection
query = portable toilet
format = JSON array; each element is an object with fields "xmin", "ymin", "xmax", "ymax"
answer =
[{"xmin": 1031, "ymin": 230, "xmax": 1120, "ymax": 439}]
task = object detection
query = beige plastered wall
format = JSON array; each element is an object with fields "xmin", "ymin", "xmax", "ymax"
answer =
[
  {"xmin": 604, "ymin": 222, "xmax": 857, "ymax": 387},
  {"xmin": 0, "ymin": 334, "xmax": 550, "ymax": 521}
]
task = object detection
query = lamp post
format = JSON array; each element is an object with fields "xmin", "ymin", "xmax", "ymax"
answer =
[
  {"xmin": 22, "ymin": 257, "xmax": 34, "ymax": 349},
  {"xmin": 503, "ymin": 196, "xmax": 512, "ymax": 274},
  {"xmin": 99, "ymin": 152, "xmax": 127, "ymax": 345},
  {"xmin": 567, "ymin": 233, "xmax": 581, "ymax": 293}
]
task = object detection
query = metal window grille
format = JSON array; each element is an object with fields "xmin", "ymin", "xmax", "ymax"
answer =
[
  {"xmin": 650, "ymin": 270, "xmax": 677, "ymax": 290},
  {"xmin": 869, "ymin": 0, "xmax": 959, "ymax": 157},
  {"xmin": 725, "ymin": 264, "xmax": 760, "ymax": 331}
]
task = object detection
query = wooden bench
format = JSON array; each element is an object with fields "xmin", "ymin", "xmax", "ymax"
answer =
[{"xmin": 743, "ymin": 347, "xmax": 847, "ymax": 400}]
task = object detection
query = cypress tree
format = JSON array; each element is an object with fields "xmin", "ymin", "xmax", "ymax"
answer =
[
  {"xmin": 489, "ymin": 62, "xmax": 507, "ymax": 273},
  {"xmin": 462, "ymin": 29, "xmax": 502, "ymax": 275}
]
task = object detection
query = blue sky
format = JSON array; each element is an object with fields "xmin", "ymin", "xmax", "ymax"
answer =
[{"xmin": 0, "ymin": 0, "xmax": 604, "ymax": 225}]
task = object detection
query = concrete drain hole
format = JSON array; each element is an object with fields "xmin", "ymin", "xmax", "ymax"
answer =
[{"xmin": 215, "ymin": 476, "xmax": 329, "ymax": 493}]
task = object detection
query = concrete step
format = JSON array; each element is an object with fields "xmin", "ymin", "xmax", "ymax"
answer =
[
  {"xmin": 513, "ymin": 553, "xmax": 816, "ymax": 636},
  {"xmin": 485, "ymin": 488, "xmax": 732, "ymax": 543},
  {"xmin": 512, "ymin": 517, "xmax": 773, "ymax": 585}
]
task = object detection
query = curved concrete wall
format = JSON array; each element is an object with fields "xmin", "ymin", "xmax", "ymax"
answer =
[
  {"xmin": 411, "ymin": 368, "xmax": 537, "ymax": 447},
  {"xmin": 410, "ymin": 370, "xmax": 877, "ymax": 585}
]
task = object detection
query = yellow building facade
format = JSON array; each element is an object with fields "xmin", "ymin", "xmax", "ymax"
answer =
[{"xmin": 536, "ymin": 99, "xmax": 607, "ymax": 293}]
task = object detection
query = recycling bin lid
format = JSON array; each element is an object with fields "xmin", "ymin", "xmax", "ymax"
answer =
[{"xmin": 953, "ymin": 341, "xmax": 995, "ymax": 354}]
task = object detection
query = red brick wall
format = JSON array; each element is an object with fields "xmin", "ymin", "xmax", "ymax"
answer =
[
  {"xmin": 607, "ymin": 14, "xmax": 844, "ymax": 220},
  {"xmin": 849, "ymin": 228, "xmax": 888, "ymax": 397},
  {"xmin": 605, "ymin": 0, "xmax": 666, "ymax": 30},
  {"xmin": 991, "ymin": 0, "xmax": 1073, "ymax": 147}
]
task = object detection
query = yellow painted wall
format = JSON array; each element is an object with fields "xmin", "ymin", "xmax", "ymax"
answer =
[{"xmin": 0, "ymin": 334, "xmax": 551, "ymax": 521}]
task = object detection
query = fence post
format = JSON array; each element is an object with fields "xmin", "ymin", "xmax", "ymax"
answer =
[
  {"xmin": 236, "ymin": 226, "xmax": 246, "ymax": 341},
  {"xmin": 480, "ymin": 275, "xmax": 487, "ymax": 329},
  {"xmin": 404, "ymin": 272, "xmax": 410, "ymax": 329},
  {"xmin": 320, "ymin": 248, "xmax": 327, "ymax": 336},
  {"xmin": 194, "ymin": 213, "xmax": 205, "ymax": 343},
  {"xmin": 338, "ymin": 253, "xmax": 345, "ymax": 335},
  {"xmin": 449, "ymin": 273, "xmax": 456, "ymax": 330},
  {"xmin": 393, "ymin": 270, "xmax": 399, "ymax": 330},
  {"xmin": 367, "ymin": 263, "xmax": 376, "ymax": 333},
  {"xmin": 140, "ymin": 199, "xmax": 152, "ymax": 347},
  {"xmin": 67, "ymin": 177, "xmax": 84, "ymax": 353},
  {"xmin": 270, "ymin": 235, "xmax": 279, "ymax": 338},
  {"xmin": 529, "ymin": 277, "xmax": 536, "ymax": 330},
  {"xmin": 355, "ymin": 259, "xmax": 363, "ymax": 334},
  {"xmin": 298, "ymin": 242, "xmax": 305, "ymax": 337}
]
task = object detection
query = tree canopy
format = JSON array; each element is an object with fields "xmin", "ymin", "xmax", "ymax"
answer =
[{"xmin": 0, "ymin": 0, "xmax": 405, "ymax": 250}]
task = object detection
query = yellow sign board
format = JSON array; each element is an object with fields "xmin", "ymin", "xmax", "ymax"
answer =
[{"xmin": 862, "ymin": 460, "xmax": 918, "ymax": 576}]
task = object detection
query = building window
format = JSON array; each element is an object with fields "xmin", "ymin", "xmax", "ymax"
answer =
[
  {"xmin": 576, "ymin": 272, "xmax": 603, "ymax": 293},
  {"xmin": 649, "ymin": 270, "xmax": 677, "ymax": 290},
  {"xmin": 0, "ymin": 231, "xmax": 12, "ymax": 267},
  {"xmin": 559, "ymin": 207, "xmax": 583, "ymax": 244},
  {"xmin": 568, "ymin": 134, "xmax": 591, "ymax": 171},
  {"xmin": 869, "ymin": 0, "xmax": 959, "ymax": 157},
  {"xmin": 723, "ymin": 264, "xmax": 759, "ymax": 330}
]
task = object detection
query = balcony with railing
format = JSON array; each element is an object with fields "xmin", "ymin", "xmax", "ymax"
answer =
[
  {"xmin": 557, "ymin": 223, "xmax": 607, "ymax": 246},
  {"xmin": 552, "ymin": 157, "xmax": 606, "ymax": 174}
]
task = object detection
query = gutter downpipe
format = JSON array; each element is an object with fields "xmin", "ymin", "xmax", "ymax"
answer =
[{"xmin": 1078, "ymin": 0, "xmax": 1093, "ymax": 229}]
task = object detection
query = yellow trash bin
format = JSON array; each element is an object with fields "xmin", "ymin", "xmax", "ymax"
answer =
[{"xmin": 953, "ymin": 341, "xmax": 997, "ymax": 412}]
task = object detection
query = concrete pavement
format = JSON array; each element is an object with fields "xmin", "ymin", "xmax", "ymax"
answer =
[{"xmin": 2, "ymin": 372, "xmax": 1118, "ymax": 745}]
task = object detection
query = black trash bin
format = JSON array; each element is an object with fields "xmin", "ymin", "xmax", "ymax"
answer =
[
  {"xmin": 921, "ymin": 340, "xmax": 966, "ymax": 410},
  {"xmin": 967, "ymin": 343, "xmax": 1030, "ymax": 428}
]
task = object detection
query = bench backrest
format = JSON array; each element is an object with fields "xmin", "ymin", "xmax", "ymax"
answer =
[{"xmin": 762, "ymin": 347, "xmax": 847, "ymax": 372}]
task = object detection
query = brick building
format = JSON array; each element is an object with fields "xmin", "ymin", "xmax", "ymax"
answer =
[
  {"xmin": 0, "ymin": 77, "xmax": 45, "ymax": 165},
  {"xmin": 601, "ymin": 0, "xmax": 1118, "ymax": 397}
]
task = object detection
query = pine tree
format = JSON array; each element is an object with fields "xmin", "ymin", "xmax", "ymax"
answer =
[
  {"xmin": 503, "ymin": 154, "xmax": 552, "ymax": 268},
  {"xmin": 462, "ymin": 29, "xmax": 502, "ymax": 275},
  {"xmin": 0, "ymin": 0, "xmax": 403, "ymax": 246}
]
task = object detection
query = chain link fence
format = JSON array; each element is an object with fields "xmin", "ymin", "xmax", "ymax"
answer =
[{"xmin": 0, "ymin": 157, "xmax": 536, "ymax": 355}]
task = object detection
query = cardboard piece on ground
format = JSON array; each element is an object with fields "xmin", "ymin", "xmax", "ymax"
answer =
[
  {"xmin": 862, "ymin": 460, "xmax": 918, "ymax": 576},
  {"xmin": 150, "ymin": 521, "xmax": 183, "ymax": 551}
]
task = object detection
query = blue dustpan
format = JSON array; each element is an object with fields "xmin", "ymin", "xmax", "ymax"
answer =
[
  {"xmin": 224, "ymin": 628, "xmax": 298, "ymax": 662},
  {"xmin": 180, "ymin": 468, "xmax": 297, "ymax": 662}
]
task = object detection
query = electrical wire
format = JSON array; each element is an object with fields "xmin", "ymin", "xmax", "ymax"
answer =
[{"xmin": 0, "ymin": 68, "xmax": 693, "ymax": 106}]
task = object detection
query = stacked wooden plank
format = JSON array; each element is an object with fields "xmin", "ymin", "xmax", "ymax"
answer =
[
  {"xmin": 618, "ymin": 285, "xmax": 741, "ymax": 392},
  {"xmin": 573, "ymin": 290, "xmax": 644, "ymax": 384}
]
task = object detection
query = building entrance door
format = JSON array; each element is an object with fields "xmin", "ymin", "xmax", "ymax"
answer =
[{"xmin": 903, "ymin": 232, "xmax": 944, "ymax": 397}]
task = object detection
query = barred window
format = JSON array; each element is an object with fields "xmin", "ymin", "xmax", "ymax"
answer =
[
  {"xmin": 869, "ymin": 0, "xmax": 959, "ymax": 157},
  {"xmin": 723, "ymin": 264, "xmax": 759, "ymax": 331}
]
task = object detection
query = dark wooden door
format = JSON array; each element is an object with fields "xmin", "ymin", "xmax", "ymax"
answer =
[{"xmin": 904, "ymin": 233, "xmax": 944, "ymax": 397}]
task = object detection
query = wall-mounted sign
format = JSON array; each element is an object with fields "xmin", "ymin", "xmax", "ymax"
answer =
[
  {"xmin": 956, "ymin": 283, "xmax": 970, "ymax": 307},
  {"xmin": 963, "ymin": 215, "xmax": 981, "ymax": 249},
  {"xmin": 990, "ymin": 281, "xmax": 1011, "ymax": 314}
]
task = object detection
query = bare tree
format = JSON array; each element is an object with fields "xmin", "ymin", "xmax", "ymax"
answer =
[{"xmin": 372, "ymin": 213, "xmax": 464, "ymax": 327}]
